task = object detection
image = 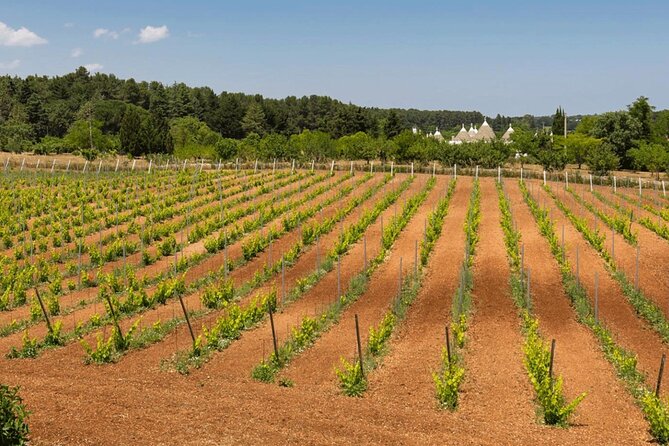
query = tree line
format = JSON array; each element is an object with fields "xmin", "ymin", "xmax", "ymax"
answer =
[
  {"xmin": 0, "ymin": 67, "xmax": 668, "ymax": 176},
  {"xmin": 510, "ymin": 98, "xmax": 669, "ymax": 177}
]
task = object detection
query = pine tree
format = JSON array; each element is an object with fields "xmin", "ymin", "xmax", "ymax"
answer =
[
  {"xmin": 119, "ymin": 106, "xmax": 144, "ymax": 156},
  {"xmin": 384, "ymin": 110, "xmax": 403, "ymax": 138},
  {"xmin": 552, "ymin": 107, "xmax": 565, "ymax": 136},
  {"xmin": 241, "ymin": 102, "xmax": 266, "ymax": 136}
]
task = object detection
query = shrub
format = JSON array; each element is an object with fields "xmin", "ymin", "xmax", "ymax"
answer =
[
  {"xmin": 0, "ymin": 384, "xmax": 30, "ymax": 445},
  {"xmin": 642, "ymin": 392, "xmax": 669, "ymax": 444},
  {"xmin": 200, "ymin": 279, "xmax": 234, "ymax": 309},
  {"xmin": 335, "ymin": 358, "xmax": 367, "ymax": 397},
  {"xmin": 433, "ymin": 347, "xmax": 465, "ymax": 410}
]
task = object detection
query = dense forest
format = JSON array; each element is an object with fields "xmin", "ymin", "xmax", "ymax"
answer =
[{"xmin": 1, "ymin": 67, "xmax": 668, "ymax": 176}]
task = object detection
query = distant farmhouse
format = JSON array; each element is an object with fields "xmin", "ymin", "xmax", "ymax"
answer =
[{"xmin": 414, "ymin": 119, "xmax": 515, "ymax": 144}]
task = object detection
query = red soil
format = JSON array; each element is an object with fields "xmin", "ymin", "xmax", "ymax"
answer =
[
  {"xmin": 534, "ymin": 181, "xmax": 669, "ymax": 395},
  {"xmin": 0, "ymin": 174, "xmax": 658, "ymax": 445},
  {"xmin": 279, "ymin": 176, "xmax": 444, "ymax": 389},
  {"xmin": 506, "ymin": 180, "xmax": 648, "ymax": 443}
]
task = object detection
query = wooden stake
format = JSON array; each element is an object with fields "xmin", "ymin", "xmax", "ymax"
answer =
[
  {"xmin": 657, "ymin": 353, "xmax": 666, "ymax": 397},
  {"xmin": 445, "ymin": 326, "xmax": 452, "ymax": 364},
  {"xmin": 549, "ymin": 339, "xmax": 556, "ymax": 380},
  {"xmin": 355, "ymin": 314, "xmax": 364, "ymax": 376},
  {"xmin": 269, "ymin": 306, "xmax": 279, "ymax": 362},
  {"xmin": 576, "ymin": 245, "xmax": 580, "ymax": 285},
  {"xmin": 337, "ymin": 255, "xmax": 341, "ymax": 300},
  {"xmin": 33, "ymin": 288, "xmax": 53, "ymax": 334},
  {"xmin": 177, "ymin": 293, "xmax": 196, "ymax": 346},
  {"xmin": 398, "ymin": 257, "xmax": 403, "ymax": 296},
  {"xmin": 594, "ymin": 271, "xmax": 599, "ymax": 323},
  {"xmin": 635, "ymin": 246, "xmax": 640, "ymax": 291},
  {"xmin": 102, "ymin": 293, "xmax": 124, "ymax": 346},
  {"xmin": 414, "ymin": 240, "xmax": 418, "ymax": 277}
]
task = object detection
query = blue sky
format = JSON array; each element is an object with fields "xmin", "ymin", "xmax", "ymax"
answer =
[{"xmin": 1, "ymin": 0, "xmax": 668, "ymax": 116}]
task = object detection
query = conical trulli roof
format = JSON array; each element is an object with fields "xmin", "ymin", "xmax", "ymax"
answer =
[
  {"xmin": 475, "ymin": 118, "xmax": 496, "ymax": 141},
  {"xmin": 501, "ymin": 124, "xmax": 515, "ymax": 142},
  {"xmin": 433, "ymin": 127, "xmax": 444, "ymax": 142},
  {"xmin": 468, "ymin": 123, "xmax": 477, "ymax": 138},
  {"xmin": 454, "ymin": 124, "xmax": 471, "ymax": 142}
]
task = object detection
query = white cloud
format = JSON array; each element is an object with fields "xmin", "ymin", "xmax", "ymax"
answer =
[
  {"xmin": 137, "ymin": 25, "xmax": 169, "ymax": 44},
  {"xmin": 64, "ymin": 22, "xmax": 74, "ymax": 29},
  {"xmin": 71, "ymin": 47, "xmax": 83, "ymax": 58},
  {"xmin": 93, "ymin": 28, "xmax": 119, "ymax": 39},
  {"xmin": 0, "ymin": 59, "xmax": 21, "ymax": 70},
  {"xmin": 0, "ymin": 21, "xmax": 47, "ymax": 47},
  {"xmin": 83, "ymin": 63, "xmax": 103, "ymax": 73}
]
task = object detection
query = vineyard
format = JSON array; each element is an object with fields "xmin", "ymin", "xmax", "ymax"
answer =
[{"xmin": 3, "ymin": 163, "xmax": 669, "ymax": 445}]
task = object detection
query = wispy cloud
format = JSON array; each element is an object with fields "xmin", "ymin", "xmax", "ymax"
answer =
[
  {"xmin": 71, "ymin": 47, "xmax": 83, "ymax": 58},
  {"xmin": 0, "ymin": 59, "xmax": 21, "ymax": 70},
  {"xmin": 93, "ymin": 28, "xmax": 119, "ymax": 40},
  {"xmin": 83, "ymin": 63, "xmax": 103, "ymax": 73},
  {"xmin": 0, "ymin": 21, "xmax": 47, "ymax": 47},
  {"xmin": 137, "ymin": 25, "xmax": 169, "ymax": 44},
  {"xmin": 64, "ymin": 22, "xmax": 74, "ymax": 29}
]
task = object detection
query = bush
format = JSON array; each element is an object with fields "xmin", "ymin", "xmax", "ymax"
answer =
[
  {"xmin": 335, "ymin": 358, "xmax": 367, "ymax": 397},
  {"xmin": 200, "ymin": 279, "xmax": 234, "ymax": 309},
  {"xmin": 586, "ymin": 142, "xmax": 619, "ymax": 176},
  {"xmin": 642, "ymin": 392, "xmax": 669, "ymax": 444},
  {"xmin": 0, "ymin": 384, "xmax": 30, "ymax": 445},
  {"xmin": 433, "ymin": 347, "xmax": 465, "ymax": 410}
]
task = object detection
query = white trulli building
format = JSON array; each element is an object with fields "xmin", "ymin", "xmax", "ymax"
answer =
[
  {"xmin": 501, "ymin": 123, "xmax": 515, "ymax": 142},
  {"xmin": 448, "ymin": 118, "xmax": 514, "ymax": 145}
]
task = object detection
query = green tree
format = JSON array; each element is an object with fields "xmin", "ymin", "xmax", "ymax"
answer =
[
  {"xmin": 574, "ymin": 115, "xmax": 597, "ymax": 135},
  {"xmin": 531, "ymin": 132, "xmax": 567, "ymax": 171},
  {"xmin": 26, "ymin": 93, "xmax": 49, "ymax": 139},
  {"xmin": 627, "ymin": 141, "xmax": 669, "ymax": 179},
  {"xmin": 143, "ymin": 112, "xmax": 173, "ymax": 154},
  {"xmin": 288, "ymin": 130, "xmax": 334, "ymax": 161},
  {"xmin": 384, "ymin": 110, "xmax": 403, "ymax": 139},
  {"xmin": 241, "ymin": 102, "xmax": 267, "ymax": 136},
  {"xmin": 552, "ymin": 106, "xmax": 565, "ymax": 137},
  {"xmin": 558, "ymin": 133, "xmax": 601, "ymax": 169},
  {"xmin": 215, "ymin": 138, "xmax": 238, "ymax": 160},
  {"xmin": 119, "ymin": 106, "xmax": 145, "ymax": 156},
  {"xmin": 509, "ymin": 128, "xmax": 536, "ymax": 168},
  {"xmin": 628, "ymin": 96, "xmax": 654, "ymax": 142},
  {"xmin": 64, "ymin": 119, "xmax": 113, "ymax": 154},
  {"xmin": 591, "ymin": 111, "xmax": 642, "ymax": 169},
  {"xmin": 238, "ymin": 132, "xmax": 261, "ymax": 160},
  {"xmin": 586, "ymin": 142, "xmax": 619, "ymax": 176},
  {"xmin": 336, "ymin": 132, "xmax": 377, "ymax": 162},
  {"xmin": 169, "ymin": 116, "xmax": 221, "ymax": 159},
  {"xmin": 258, "ymin": 133, "xmax": 289, "ymax": 160},
  {"xmin": 652, "ymin": 110, "xmax": 669, "ymax": 143},
  {"xmin": 0, "ymin": 105, "xmax": 33, "ymax": 152},
  {"xmin": 391, "ymin": 129, "xmax": 421, "ymax": 162}
]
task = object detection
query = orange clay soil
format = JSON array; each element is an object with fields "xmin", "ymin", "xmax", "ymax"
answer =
[
  {"xmin": 0, "ymin": 171, "xmax": 314, "ymax": 328},
  {"xmin": 0, "ymin": 171, "xmax": 286, "ymax": 327},
  {"xmin": 0, "ymin": 174, "xmax": 656, "ymax": 445},
  {"xmin": 278, "ymin": 175, "xmax": 445, "ymax": 389},
  {"xmin": 532, "ymin": 180, "xmax": 669, "ymax": 395},
  {"xmin": 0, "ymin": 172, "xmax": 354, "ymax": 355},
  {"xmin": 3, "ymin": 168, "xmax": 250, "ymax": 271},
  {"xmin": 506, "ymin": 180, "xmax": 649, "ymax": 443},
  {"xmin": 182, "ymin": 174, "xmax": 422, "ymax": 380},
  {"xmin": 549, "ymin": 181, "xmax": 669, "ymax": 319},
  {"xmin": 366, "ymin": 177, "xmax": 546, "ymax": 443},
  {"xmin": 103, "ymin": 172, "xmax": 391, "ymax": 367},
  {"xmin": 365, "ymin": 177, "xmax": 470, "ymax": 401}
]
